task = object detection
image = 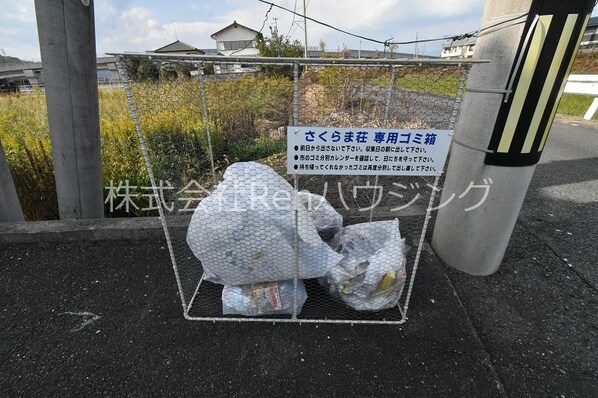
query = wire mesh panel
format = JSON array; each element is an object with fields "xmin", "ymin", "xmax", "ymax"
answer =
[{"xmin": 113, "ymin": 54, "xmax": 470, "ymax": 324}]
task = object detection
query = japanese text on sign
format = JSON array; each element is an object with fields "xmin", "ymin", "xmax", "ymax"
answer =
[{"xmin": 287, "ymin": 127, "xmax": 453, "ymax": 176}]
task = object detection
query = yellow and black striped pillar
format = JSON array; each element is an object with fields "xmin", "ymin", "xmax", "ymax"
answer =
[
  {"xmin": 432, "ymin": 0, "xmax": 595, "ymax": 276},
  {"xmin": 486, "ymin": 1, "xmax": 592, "ymax": 166}
]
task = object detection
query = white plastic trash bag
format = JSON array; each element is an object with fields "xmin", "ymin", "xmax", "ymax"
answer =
[
  {"xmin": 298, "ymin": 191, "xmax": 343, "ymax": 249},
  {"xmin": 326, "ymin": 219, "xmax": 407, "ymax": 311},
  {"xmin": 186, "ymin": 162, "xmax": 343, "ymax": 285},
  {"xmin": 222, "ymin": 280, "xmax": 308, "ymax": 316}
]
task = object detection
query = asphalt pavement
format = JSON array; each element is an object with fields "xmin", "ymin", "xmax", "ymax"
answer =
[
  {"xmin": 1, "ymin": 119, "xmax": 597, "ymax": 397},
  {"xmin": 445, "ymin": 118, "xmax": 598, "ymax": 397}
]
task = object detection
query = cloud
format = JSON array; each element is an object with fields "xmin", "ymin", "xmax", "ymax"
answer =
[
  {"xmin": 4, "ymin": 3, "xmax": 36, "ymax": 23},
  {"xmin": 0, "ymin": 0, "xmax": 486, "ymax": 60},
  {"xmin": 304, "ymin": 0, "xmax": 482, "ymax": 39},
  {"xmin": 2, "ymin": 0, "xmax": 596, "ymax": 61},
  {"xmin": 0, "ymin": 1, "xmax": 39, "ymax": 60},
  {"xmin": 96, "ymin": 6, "xmax": 223, "ymax": 54}
]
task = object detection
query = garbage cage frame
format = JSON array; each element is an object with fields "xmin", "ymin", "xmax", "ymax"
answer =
[{"xmin": 111, "ymin": 53, "xmax": 476, "ymax": 325}]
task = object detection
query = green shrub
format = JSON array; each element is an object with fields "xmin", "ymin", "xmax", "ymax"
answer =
[
  {"xmin": 229, "ymin": 136, "xmax": 286, "ymax": 161},
  {"xmin": 205, "ymin": 76, "xmax": 292, "ymax": 142}
]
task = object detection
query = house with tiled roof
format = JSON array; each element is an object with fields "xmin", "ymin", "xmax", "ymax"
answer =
[{"xmin": 154, "ymin": 40, "xmax": 205, "ymax": 55}]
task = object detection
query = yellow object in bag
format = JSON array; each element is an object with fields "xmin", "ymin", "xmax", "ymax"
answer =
[{"xmin": 378, "ymin": 272, "xmax": 396, "ymax": 293}]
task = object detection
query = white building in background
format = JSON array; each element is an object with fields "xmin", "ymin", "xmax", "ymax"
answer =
[
  {"xmin": 580, "ymin": 16, "xmax": 598, "ymax": 48},
  {"xmin": 440, "ymin": 37, "xmax": 476, "ymax": 59},
  {"xmin": 210, "ymin": 21, "xmax": 260, "ymax": 73},
  {"xmin": 441, "ymin": 17, "xmax": 598, "ymax": 58},
  {"xmin": 211, "ymin": 21, "xmax": 260, "ymax": 56}
]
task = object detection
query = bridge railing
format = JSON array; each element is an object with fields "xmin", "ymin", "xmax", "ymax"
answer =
[{"xmin": 15, "ymin": 79, "xmax": 121, "ymax": 94}]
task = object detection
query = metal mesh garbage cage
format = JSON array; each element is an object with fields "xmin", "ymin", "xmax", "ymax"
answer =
[{"xmin": 110, "ymin": 53, "xmax": 473, "ymax": 325}]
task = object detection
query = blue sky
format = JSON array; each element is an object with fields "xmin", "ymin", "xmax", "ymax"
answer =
[{"xmin": 1, "ymin": 0, "xmax": 596, "ymax": 61}]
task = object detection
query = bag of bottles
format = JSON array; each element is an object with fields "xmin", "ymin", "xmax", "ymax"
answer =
[
  {"xmin": 325, "ymin": 219, "xmax": 407, "ymax": 311},
  {"xmin": 222, "ymin": 280, "xmax": 307, "ymax": 316}
]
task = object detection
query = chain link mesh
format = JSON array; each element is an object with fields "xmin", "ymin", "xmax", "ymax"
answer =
[{"xmin": 114, "ymin": 54, "xmax": 469, "ymax": 324}]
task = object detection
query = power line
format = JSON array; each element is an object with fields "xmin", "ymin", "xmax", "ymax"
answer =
[
  {"xmin": 256, "ymin": 0, "xmax": 388, "ymax": 45},
  {"xmin": 276, "ymin": 0, "xmax": 287, "ymax": 20},
  {"xmin": 255, "ymin": 0, "xmax": 533, "ymax": 49},
  {"xmin": 258, "ymin": 3, "xmax": 275, "ymax": 35},
  {"xmin": 476, "ymin": 12, "xmax": 529, "ymax": 38},
  {"xmin": 286, "ymin": 0, "xmax": 298, "ymax": 38},
  {"xmin": 229, "ymin": 3, "xmax": 273, "ymax": 56}
]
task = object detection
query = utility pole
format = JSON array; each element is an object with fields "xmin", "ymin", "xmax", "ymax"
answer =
[
  {"xmin": 303, "ymin": 0, "xmax": 308, "ymax": 58},
  {"xmin": 432, "ymin": 0, "xmax": 594, "ymax": 275},
  {"xmin": 34, "ymin": 0, "xmax": 104, "ymax": 219},
  {"xmin": 0, "ymin": 140, "xmax": 24, "ymax": 222},
  {"xmin": 414, "ymin": 32, "xmax": 419, "ymax": 59},
  {"xmin": 172, "ymin": 21, "xmax": 178, "ymax": 40}
]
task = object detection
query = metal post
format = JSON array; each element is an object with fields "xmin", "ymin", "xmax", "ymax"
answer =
[
  {"xmin": 34, "ymin": 0, "xmax": 104, "ymax": 219},
  {"xmin": 116, "ymin": 59, "xmax": 188, "ymax": 316},
  {"xmin": 292, "ymin": 63, "xmax": 300, "ymax": 125},
  {"xmin": 292, "ymin": 174, "xmax": 299, "ymax": 320},
  {"xmin": 432, "ymin": 0, "xmax": 594, "ymax": 275},
  {"xmin": 368, "ymin": 66, "xmax": 398, "ymax": 223},
  {"xmin": 0, "ymin": 141, "xmax": 24, "ymax": 222},
  {"xmin": 198, "ymin": 65, "xmax": 217, "ymax": 185},
  {"xmin": 384, "ymin": 67, "xmax": 397, "ymax": 123},
  {"xmin": 303, "ymin": 0, "xmax": 308, "ymax": 58}
]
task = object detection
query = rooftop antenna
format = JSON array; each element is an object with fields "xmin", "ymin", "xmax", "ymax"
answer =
[{"xmin": 172, "ymin": 20, "xmax": 179, "ymax": 40}]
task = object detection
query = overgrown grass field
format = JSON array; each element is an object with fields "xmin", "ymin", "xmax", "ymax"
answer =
[
  {"xmin": 555, "ymin": 51, "xmax": 598, "ymax": 119},
  {"xmin": 0, "ymin": 77, "xmax": 293, "ymax": 219},
  {"xmin": 557, "ymin": 94, "xmax": 598, "ymax": 119}
]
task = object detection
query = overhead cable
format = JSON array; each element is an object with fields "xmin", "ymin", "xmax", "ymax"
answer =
[{"xmin": 256, "ymin": 0, "xmax": 532, "ymax": 48}]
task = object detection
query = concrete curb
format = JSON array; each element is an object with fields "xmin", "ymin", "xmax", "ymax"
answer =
[
  {"xmin": 555, "ymin": 113, "xmax": 598, "ymax": 129},
  {"xmin": 0, "ymin": 205, "xmax": 428, "ymax": 244},
  {"xmin": 0, "ymin": 217, "xmax": 167, "ymax": 243}
]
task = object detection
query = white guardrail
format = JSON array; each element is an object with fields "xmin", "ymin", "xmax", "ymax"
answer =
[
  {"xmin": 564, "ymin": 74, "xmax": 598, "ymax": 120},
  {"xmin": 16, "ymin": 80, "xmax": 122, "ymax": 94}
]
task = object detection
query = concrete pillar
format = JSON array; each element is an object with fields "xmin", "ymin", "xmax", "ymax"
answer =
[
  {"xmin": 432, "ymin": 0, "xmax": 593, "ymax": 275},
  {"xmin": 0, "ymin": 141, "xmax": 24, "ymax": 222},
  {"xmin": 35, "ymin": 0, "xmax": 104, "ymax": 219}
]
